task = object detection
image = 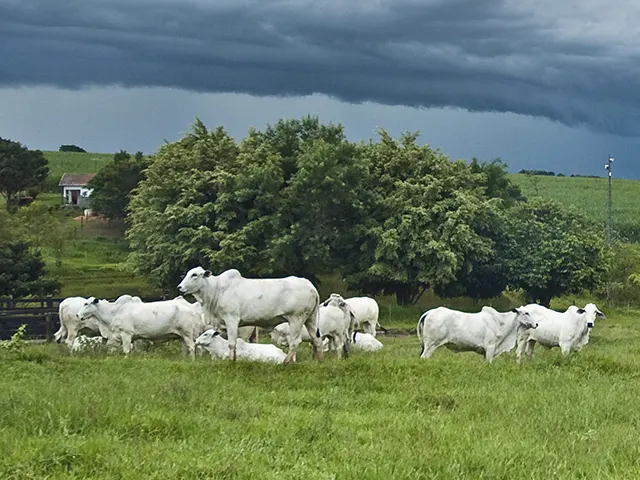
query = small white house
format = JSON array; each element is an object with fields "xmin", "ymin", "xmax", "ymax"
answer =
[{"xmin": 59, "ymin": 173, "xmax": 95, "ymax": 207}]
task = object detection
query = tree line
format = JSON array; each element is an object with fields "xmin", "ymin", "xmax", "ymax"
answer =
[
  {"xmin": 0, "ymin": 119, "xmax": 611, "ymax": 306},
  {"xmin": 117, "ymin": 117, "xmax": 608, "ymax": 307}
]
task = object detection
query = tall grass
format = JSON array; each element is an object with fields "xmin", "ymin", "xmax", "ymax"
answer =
[{"xmin": 1, "ymin": 309, "xmax": 639, "ymax": 478}]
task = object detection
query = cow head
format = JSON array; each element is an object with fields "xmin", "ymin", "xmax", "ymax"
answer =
[
  {"xmin": 322, "ymin": 293, "xmax": 357, "ymax": 327},
  {"xmin": 511, "ymin": 307, "xmax": 538, "ymax": 329},
  {"xmin": 194, "ymin": 328, "xmax": 221, "ymax": 348},
  {"xmin": 177, "ymin": 266, "xmax": 212, "ymax": 295},
  {"xmin": 76, "ymin": 296, "xmax": 100, "ymax": 322},
  {"xmin": 579, "ymin": 303, "xmax": 605, "ymax": 328}
]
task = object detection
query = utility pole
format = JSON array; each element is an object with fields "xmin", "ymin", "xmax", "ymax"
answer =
[{"xmin": 605, "ymin": 156, "xmax": 614, "ymax": 246}]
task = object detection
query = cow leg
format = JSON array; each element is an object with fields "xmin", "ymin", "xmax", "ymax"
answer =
[
  {"xmin": 65, "ymin": 326, "xmax": 78, "ymax": 351},
  {"xmin": 525, "ymin": 339, "xmax": 536, "ymax": 360},
  {"xmin": 121, "ymin": 334, "xmax": 133, "ymax": 356},
  {"xmin": 303, "ymin": 309, "xmax": 324, "ymax": 362},
  {"xmin": 420, "ymin": 340, "xmax": 442, "ymax": 359},
  {"xmin": 516, "ymin": 335, "xmax": 527, "ymax": 364},
  {"xmin": 226, "ymin": 326, "xmax": 238, "ymax": 362},
  {"xmin": 484, "ymin": 344, "xmax": 496, "ymax": 363},
  {"xmin": 284, "ymin": 319, "xmax": 304, "ymax": 365},
  {"xmin": 559, "ymin": 342, "xmax": 572, "ymax": 355},
  {"xmin": 181, "ymin": 334, "xmax": 196, "ymax": 360},
  {"xmin": 249, "ymin": 327, "xmax": 259, "ymax": 343}
]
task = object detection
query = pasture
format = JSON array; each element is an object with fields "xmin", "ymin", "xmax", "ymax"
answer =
[{"xmin": 2, "ymin": 308, "xmax": 640, "ymax": 479}]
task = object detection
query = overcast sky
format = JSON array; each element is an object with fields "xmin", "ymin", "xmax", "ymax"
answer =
[{"xmin": 1, "ymin": 0, "xmax": 639, "ymax": 178}]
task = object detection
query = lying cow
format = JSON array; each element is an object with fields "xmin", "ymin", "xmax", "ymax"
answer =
[
  {"xmin": 177, "ymin": 266, "xmax": 324, "ymax": 364},
  {"xmin": 417, "ymin": 306, "xmax": 537, "ymax": 363},
  {"xmin": 76, "ymin": 295, "xmax": 206, "ymax": 359},
  {"xmin": 351, "ymin": 332, "xmax": 384, "ymax": 351},
  {"xmin": 195, "ymin": 329, "xmax": 286, "ymax": 364},
  {"xmin": 516, "ymin": 303, "xmax": 605, "ymax": 363},
  {"xmin": 71, "ymin": 335, "xmax": 106, "ymax": 353}
]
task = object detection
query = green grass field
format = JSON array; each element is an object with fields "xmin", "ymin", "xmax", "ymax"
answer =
[
  {"xmin": 2, "ymin": 308, "xmax": 639, "ymax": 479},
  {"xmin": 509, "ymin": 173, "xmax": 640, "ymax": 241},
  {"xmin": 44, "ymin": 151, "xmax": 113, "ymax": 179}
]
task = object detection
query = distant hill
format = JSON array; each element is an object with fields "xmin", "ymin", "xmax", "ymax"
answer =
[
  {"xmin": 44, "ymin": 151, "xmax": 113, "ymax": 180},
  {"xmin": 510, "ymin": 173, "xmax": 640, "ymax": 242}
]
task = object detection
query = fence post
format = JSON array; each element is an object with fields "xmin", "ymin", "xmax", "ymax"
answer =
[{"xmin": 45, "ymin": 297, "xmax": 54, "ymax": 343}]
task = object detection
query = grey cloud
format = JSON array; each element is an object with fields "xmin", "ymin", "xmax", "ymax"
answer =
[{"xmin": 2, "ymin": 0, "xmax": 640, "ymax": 136}]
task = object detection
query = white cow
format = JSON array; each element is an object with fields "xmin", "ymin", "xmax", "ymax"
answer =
[
  {"xmin": 417, "ymin": 306, "xmax": 538, "ymax": 363},
  {"xmin": 195, "ymin": 329, "xmax": 286, "ymax": 364},
  {"xmin": 350, "ymin": 332, "xmax": 383, "ymax": 351},
  {"xmin": 270, "ymin": 322, "xmax": 313, "ymax": 346},
  {"xmin": 76, "ymin": 295, "xmax": 206, "ymax": 359},
  {"xmin": 317, "ymin": 302, "xmax": 354, "ymax": 359},
  {"xmin": 516, "ymin": 303, "xmax": 605, "ymax": 362},
  {"xmin": 71, "ymin": 335, "xmax": 106, "ymax": 353},
  {"xmin": 343, "ymin": 296, "xmax": 387, "ymax": 336},
  {"xmin": 54, "ymin": 296, "xmax": 102, "ymax": 348},
  {"xmin": 177, "ymin": 266, "xmax": 324, "ymax": 364}
]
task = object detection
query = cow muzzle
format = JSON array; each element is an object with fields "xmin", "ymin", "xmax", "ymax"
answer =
[{"xmin": 587, "ymin": 322, "xmax": 594, "ymax": 328}]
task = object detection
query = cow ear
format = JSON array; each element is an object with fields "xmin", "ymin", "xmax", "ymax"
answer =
[
  {"xmin": 92, "ymin": 298, "xmax": 99, "ymax": 304},
  {"xmin": 212, "ymin": 331, "xmax": 220, "ymax": 337},
  {"xmin": 510, "ymin": 308, "xmax": 518, "ymax": 313},
  {"xmin": 339, "ymin": 300, "xmax": 346, "ymax": 308},
  {"xmin": 322, "ymin": 301, "xmax": 329, "ymax": 307},
  {"xmin": 204, "ymin": 270, "xmax": 212, "ymax": 277},
  {"xmin": 577, "ymin": 308, "xmax": 586, "ymax": 314}
]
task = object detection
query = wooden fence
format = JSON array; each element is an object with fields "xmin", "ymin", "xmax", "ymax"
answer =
[{"xmin": 0, "ymin": 296, "xmax": 168, "ymax": 341}]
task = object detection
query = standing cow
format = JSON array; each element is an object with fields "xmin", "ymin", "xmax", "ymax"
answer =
[
  {"xmin": 417, "ymin": 306, "xmax": 537, "ymax": 363},
  {"xmin": 177, "ymin": 266, "xmax": 324, "ymax": 364}
]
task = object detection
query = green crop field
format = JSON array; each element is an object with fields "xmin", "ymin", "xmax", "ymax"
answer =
[
  {"xmin": 1, "ymin": 308, "xmax": 639, "ymax": 479},
  {"xmin": 509, "ymin": 173, "xmax": 640, "ymax": 241}
]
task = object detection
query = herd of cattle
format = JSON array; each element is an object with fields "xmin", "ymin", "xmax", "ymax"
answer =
[{"xmin": 52, "ymin": 265, "xmax": 606, "ymax": 364}]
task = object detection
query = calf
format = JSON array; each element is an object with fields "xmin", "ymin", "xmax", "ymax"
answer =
[
  {"xmin": 351, "ymin": 332, "xmax": 383, "ymax": 352},
  {"xmin": 195, "ymin": 329, "xmax": 286, "ymax": 364}
]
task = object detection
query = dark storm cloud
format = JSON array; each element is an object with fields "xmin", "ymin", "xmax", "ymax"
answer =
[{"xmin": 2, "ymin": 0, "xmax": 640, "ymax": 136}]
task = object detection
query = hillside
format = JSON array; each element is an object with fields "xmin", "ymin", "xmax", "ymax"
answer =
[
  {"xmin": 44, "ymin": 151, "xmax": 113, "ymax": 179},
  {"xmin": 509, "ymin": 173, "xmax": 640, "ymax": 242}
]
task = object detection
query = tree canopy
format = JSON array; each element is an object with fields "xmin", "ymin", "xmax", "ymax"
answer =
[
  {"xmin": 0, "ymin": 137, "xmax": 49, "ymax": 211},
  {"xmin": 126, "ymin": 116, "xmax": 609, "ymax": 305},
  {"xmin": 88, "ymin": 150, "xmax": 148, "ymax": 220}
]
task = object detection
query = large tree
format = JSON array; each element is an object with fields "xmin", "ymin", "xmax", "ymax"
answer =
[
  {"xmin": 88, "ymin": 150, "xmax": 149, "ymax": 220},
  {"xmin": 0, "ymin": 137, "xmax": 49, "ymax": 211},
  {"xmin": 0, "ymin": 241, "xmax": 60, "ymax": 298},
  {"xmin": 338, "ymin": 130, "xmax": 499, "ymax": 305},
  {"xmin": 502, "ymin": 197, "xmax": 610, "ymax": 307},
  {"xmin": 127, "ymin": 118, "xmax": 368, "ymax": 291}
]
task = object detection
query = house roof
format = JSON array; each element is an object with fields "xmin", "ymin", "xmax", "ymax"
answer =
[{"xmin": 59, "ymin": 173, "xmax": 96, "ymax": 186}]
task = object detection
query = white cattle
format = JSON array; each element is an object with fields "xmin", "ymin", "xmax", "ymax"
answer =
[
  {"xmin": 195, "ymin": 329, "xmax": 286, "ymax": 364},
  {"xmin": 350, "ymin": 332, "xmax": 384, "ymax": 352},
  {"xmin": 177, "ymin": 266, "xmax": 324, "ymax": 364},
  {"xmin": 317, "ymin": 302, "xmax": 354, "ymax": 358},
  {"xmin": 76, "ymin": 295, "xmax": 206, "ymax": 359},
  {"xmin": 71, "ymin": 335, "xmax": 106, "ymax": 353},
  {"xmin": 270, "ymin": 322, "xmax": 313, "ymax": 346},
  {"xmin": 343, "ymin": 296, "xmax": 387, "ymax": 336},
  {"xmin": 55, "ymin": 296, "xmax": 102, "ymax": 349},
  {"xmin": 516, "ymin": 303, "xmax": 605, "ymax": 362},
  {"xmin": 417, "ymin": 306, "xmax": 538, "ymax": 363}
]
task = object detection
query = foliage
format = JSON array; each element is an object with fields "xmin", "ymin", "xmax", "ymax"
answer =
[
  {"xmin": 338, "ymin": 131, "xmax": 499, "ymax": 305},
  {"xmin": 13, "ymin": 202, "xmax": 71, "ymax": 266},
  {"xmin": 0, "ymin": 137, "xmax": 49, "ymax": 210},
  {"xmin": 597, "ymin": 243, "xmax": 640, "ymax": 308},
  {"xmin": 0, "ymin": 324, "xmax": 27, "ymax": 353},
  {"xmin": 127, "ymin": 117, "xmax": 367, "ymax": 290},
  {"xmin": 502, "ymin": 197, "xmax": 610, "ymax": 306},
  {"xmin": 0, "ymin": 241, "xmax": 60, "ymax": 298},
  {"xmin": 59, "ymin": 144, "xmax": 86, "ymax": 153},
  {"xmin": 470, "ymin": 158, "xmax": 526, "ymax": 206},
  {"xmin": 88, "ymin": 150, "xmax": 149, "ymax": 220}
]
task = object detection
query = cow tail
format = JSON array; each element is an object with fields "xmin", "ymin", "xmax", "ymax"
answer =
[
  {"xmin": 315, "ymin": 291, "xmax": 321, "ymax": 338},
  {"xmin": 417, "ymin": 311, "xmax": 429, "ymax": 357}
]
